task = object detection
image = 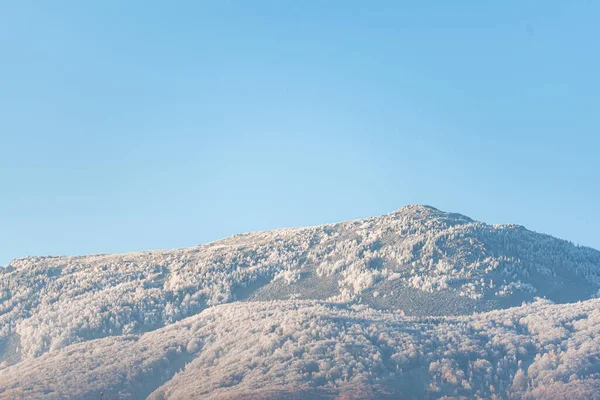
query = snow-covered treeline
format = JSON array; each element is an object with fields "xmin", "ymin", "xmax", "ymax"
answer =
[{"xmin": 1, "ymin": 205, "xmax": 599, "ymax": 368}]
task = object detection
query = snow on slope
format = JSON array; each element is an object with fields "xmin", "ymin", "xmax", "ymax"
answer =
[
  {"xmin": 1, "ymin": 205, "xmax": 600, "ymax": 368},
  {"xmin": 1, "ymin": 298, "xmax": 600, "ymax": 399}
]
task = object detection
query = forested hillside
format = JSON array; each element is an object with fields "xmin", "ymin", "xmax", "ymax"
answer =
[{"xmin": 1, "ymin": 205, "xmax": 599, "ymax": 399}]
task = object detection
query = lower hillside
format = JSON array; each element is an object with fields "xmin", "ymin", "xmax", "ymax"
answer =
[{"xmin": 1, "ymin": 298, "xmax": 600, "ymax": 399}]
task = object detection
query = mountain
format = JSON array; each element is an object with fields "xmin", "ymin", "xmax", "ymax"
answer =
[{"xmin": 1, "ymin": 205, "xmax": 600, "ymax": 399}]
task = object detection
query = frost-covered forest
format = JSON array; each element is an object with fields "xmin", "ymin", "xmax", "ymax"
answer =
[
  {"xmin": 1, "ymin": 205, "xmax": 600, "ymax": 399},
  {"xmin": 2, "ymin": 299, "xmax": 600, "ymax": 399}
]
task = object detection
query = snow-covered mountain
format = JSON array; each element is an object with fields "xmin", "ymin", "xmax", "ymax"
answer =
[{"xmin": 1, "ymin": 205, "xmax": 600, "ymax": 399}]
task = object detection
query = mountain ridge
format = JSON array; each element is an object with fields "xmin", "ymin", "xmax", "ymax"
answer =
[{"xmin": 4, "ymin": 204, "xmax": 590, "ymax": 269}]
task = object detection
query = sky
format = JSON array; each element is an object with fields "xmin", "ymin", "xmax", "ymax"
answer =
[{"xmin": 1, "ymin": 1, "xmax": 599, "ymax": 265}]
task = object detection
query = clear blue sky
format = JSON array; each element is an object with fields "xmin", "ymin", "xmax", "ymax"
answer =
[{"xmin": 1, "ymin": 1, "xmax": 599, "ymax": 265}]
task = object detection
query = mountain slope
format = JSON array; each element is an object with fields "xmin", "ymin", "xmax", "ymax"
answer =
[
  {"xmin": 2, "ymin": 298, "xmax": 600, "ymax": 399},
  {"xmin": 1, "ymin": 205, "xmax": 600, "ymax": 368}
]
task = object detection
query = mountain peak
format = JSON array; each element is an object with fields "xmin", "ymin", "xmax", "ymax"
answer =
[
  {"xmin": 394, "ymin": 204, "xmax": 440, "ymax": 213},
  {"xmin": 391, "ymin": 204, "xmax": 474, "ymax": 225}
]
